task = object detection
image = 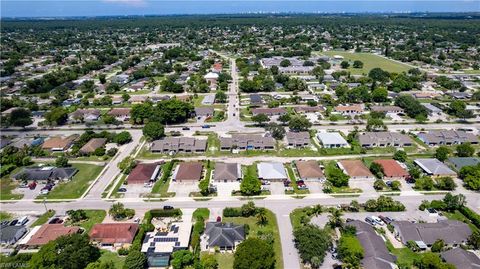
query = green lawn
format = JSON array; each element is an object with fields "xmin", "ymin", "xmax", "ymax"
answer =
[
  {"xmin": 285, "ymin": 163, "xmax": 309, "ymax": 195},
  {"xmin": 69, "ymin": 210, "xmax": 106, "ymax": 233},
  {"xmin": 39, "ymin": 163, "xmax": 104, "ymax": 200},
  {"xmin": 0, "ymin": 177, "xmax": 23, "ymax": 200},
  {"xmin": 321, "ymin": 51, "xmax": 411, "ymax": 75},
  {"xmin": 31, "ymin": 210, "xmax": 56, "ymax": 227},
  {"xmin": 150, "ymin": 161, "xmax": 175, "ymax": 198},
  {"xmin": 0, "ymin": 211, "xmax": 13, "ymax": 221},
  {"xmin": 98, "ymin": 249, "xmax": 125, "ymax": 269},
  {"xmin": 193, "ymin": 208, "xmax": 210, "ymax": 221},
  {"xmin": 224, "ymin": 209, "xmax": 283, "ymax": 269},
  {"xmin": 205, "ymin": 253, "xmax": 234, "ymax": 269}
]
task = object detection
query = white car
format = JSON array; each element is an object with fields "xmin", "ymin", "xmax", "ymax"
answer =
[{"xmin": 40, "ymin": 189, "xmax": 49, "ymax": 195}]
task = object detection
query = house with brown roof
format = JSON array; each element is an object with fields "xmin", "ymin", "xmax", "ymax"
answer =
[
  {"xmin": 213, "ymin": 162, "xmax": 242, "ymax": 183},
  {"xmin": 294, "ymin": 106, "xmax": 324, "ymax": 114},
  {"xmin": 89, "ymin": 223, "xmax": 139, "ymax": 249},
  {"xmin": 373, "ymin": 159, "xmax": 409, "ymax": 180},
  {"xmin": 286, "ymin": 132, "xmax": 310, "ymax": 148},
  {"xmin": 25, "ymin": 224, "xmax": 81, "ymax": 247},
  {"xmin": 251, "ymin": 107, "xmax": 287, "ymax": 116},
  {"xmin": 338, "ymin": 160, "xmax": 374, "ymax": 180},
  {"xmin": 69, "ymin": 109, "xmax": 101, "ymax": 122},
  {"xmin": 108, "ymin": 108, "xmax": 131, "ymax": 122},
  {"xmin": 173, "ymin": 162, "xmax": 203, "ymax": 183},
  {"xmin": 79, "ymin": 138, "xmax": 107, "ymax": 155},
  {"xmin": 42, "ymin": 135, "xmax": 77, "ymax": 151},
  {"xmin": 294, "ymin": 161, "xmax": 325, "ymax": 182},
  {"xmin": 370, "ymin": 106, "xmax": 404, "ymax": 114},
  {"xmin": 334, "ymin": 104, "xmax": 364, "ymax": 116},
  {"xmin": 127, "ymin": 163, "xmax": 161, "ymax": 184}
]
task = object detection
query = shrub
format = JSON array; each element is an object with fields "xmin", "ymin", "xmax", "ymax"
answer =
[{"xmin": 223, "ymin": 207, "xmax": 242, "ymax": 217}]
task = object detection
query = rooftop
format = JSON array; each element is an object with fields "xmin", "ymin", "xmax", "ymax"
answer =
[{"xmin": 89, "ymin": 223, "xmax": 139, "ymax": 244}]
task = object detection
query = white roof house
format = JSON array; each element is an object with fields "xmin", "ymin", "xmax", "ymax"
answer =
[
  {"xmin": 257, "ymin": 162, "xmax": 287, "ymax": 181},
  {"xmin": 202, "ymin": 94, "xmax": 216, "ymax": 105},
  {"xmin": 316, "ymin": 132, "xmax": 349, "ymax": 148},
  {"xmin": 204, "ymin": 72, "xmax": 219, "ymax": 80},
  {"xmin": 414, "ymin": 159, "xmax": 457, "ymax": 177}
]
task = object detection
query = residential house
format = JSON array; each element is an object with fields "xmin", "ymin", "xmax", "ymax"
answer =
[
  {"xmin": 24, "ymin": 224, "xmax": 81, "ymax": 247},
  {"xmin": 202, "ymin": 222, "xmax": 245, "ymax": 252},
  {"xmin": 249, "ymin": 94, "xmax": 263, "ymax": 106},
  {"xmin": 0, "ymin": 225, "xmax": 27, "ymax": 245},
  {"xmin": 42, "ymin": 135, "xmax": 77, "ymax": 151},
  {"xmin": 441, "ymin": 248, "xmax": 480, "ymax": 269},
  {"xmin": 447, "ymin": 157, "xmax": 480, "ymax": 171},
  {"xmin": 202, "ymin": 94, "xmax": 216, "ymax": 105},
  {"xmin": 89, "ymin": 223, "xmax": 139, "ymax": 250},
  {"xmin": 128, "ymin": 95, "xmax": 148, "ymax": 104},
  {"xmin": 194, "ymin": 107, "xmax": 214, "ymax": 117},
  {"xmin": 373, "ymin": 159, "xmax": 409, "ymax": 180},
  {"xmin": 107, "ymin": 108, "xmax": 131, "ymax": 122},
  {"xmin": 213, "ymin": 163, "xmax": 242, "ymax": 183},
  {"xmin": 141, "ymin": 220, "xmax": 192, "ymax": 267},
  {"xmin": 358, "ymin": 132, "xmax": 413, "ymax": 148},
  {"xmin": 294, "ymin": 161, "xmax": 325, "ymax": 182},
  {"xmin": 391, "ymin": 220, "xmax": 471, "ymax": 247},
  {"xmin": 338, "ymin": 160, "xmax": 374, "ymax": 180},
  {"xmin": 257, "ymin": 162, "xmax": 287, "ymax": 181},
  {"xmin": 126, "ymin": 163, "xmax": 162, "ymax": 185},
  {"xmin": 294, "ymin": 106, "xmax": 324, "ymax": 114},
  {"xmin": 69, "ymin": 109, "xmax": 101, "ymax": 122},
  {"xmin": 417, "ymin": 130, "xmax": 479, "ymax": 146},
  {"xmin": 172, "ymin": 162, "xmax": 203, "ymax": 183},
  {"xmin": 334, "ymin": 104, "xmax": 364, "ymax": 116},
  {"xmin": 316, "ymin": 132, "xmax": 349, "ymax": 148},
  {"xmin": 220, "ymin": 134, "xmax": 275, "ymax": 151},
  {"xmin": 151, "ymin": 137, "xmax": 207, "ymax": 153},
  {"xmin": 79, "ymin": 138, "xmax": 107, "ymax": 155},
  {"xmin": 422, "ymin": 103, "xmax": 443, "ymax": 115},
  {"xmin": 414, "ymin": 159, "xmax": 457, "ymax": 177},
  {"xmin": 13, "ymin": 167, "xmax": 78, "ymax": 182},
  {"xmin": 370, "ymin": 105, "xmax": 404, "ymax": 114},
  {"xmin": 346, "ymin": 220, "xmax": 397, "ymax": 269},
  {"xmin": 251, "ymin": 107, "xmax": 287, "ymax": 116},
  {"xmin": 286, "ymin": 132, "xmax": 310, "ymax": 148}
]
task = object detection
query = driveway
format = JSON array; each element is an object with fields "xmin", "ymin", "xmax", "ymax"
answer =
[
  {"xmin": 123, "ymin": 184, "xmax": 147, "ymax": 198},
  {"xmin": 214, "ymin": 182, "xmax": 240, "ymax": 197},
  {"xmin": 168, "ymin": 182, "xmax": 199, "ymax": 197},
  {"xmin": 269, "ymin": 182, "xmax": 285, "ymax": 195},
  {"xmin": 350, "ymin": 179, "xmax": 377, "ymax": 196},
  {"xmin": 307, "ymin": 181, "xmax": 324, "ymax": 193}
]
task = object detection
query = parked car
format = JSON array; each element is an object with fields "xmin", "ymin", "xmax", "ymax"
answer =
[
  {"xmin": 144, "ymin": 182, "xmax": 153, "ymax": 188},
  {"xmin": 9, "ymin": 219, "xmax": 18, "ymax": 226},
  {"xmin": 283, "ymin": 180, "xmax": 291, "ymax": 187},
  {"xmin": 134, "ymin": 217, "xmax": 140, "ymax": 223},
  {"xmin": 216, "ymin": 216, "xmax": 222, "ymax": 222},
  {"xmin": 19, "ymin": 182, "xmax": 29, "ymax": 188},
  {"xmin": 371, "ymin": 216, "xmax": 384, "ymax": 226},
  {"xmin": 261, "ymin": 180, "xmax": 270, "ymax": 185},
  {"xmin": 182, "ymin": 127, "xmax": 190, "ymax": 130},
  {"xmin": 17, "ymin": 216, "xmax": 29, "ymax": 226},
  {"xmin": 118, "ymin": 188, "xmax": 127, "ymax": 193},
  {"xmin": 365, "ymin": 216, "xmax": 376, "ymax": 225},
  {"xmin": 163, "ymin": 205, "xmax": 174, "ymax": 210},
  {"xmin": 29, "ymin": 182, "xmax": 37, "ymax": 190},
  {"xmin": 40, "ymin": 189, "xmax": 49, "ymax": 195},
  {"xmin": 201, "ymin": 125, "xmax": 210, "ymax": 128}
]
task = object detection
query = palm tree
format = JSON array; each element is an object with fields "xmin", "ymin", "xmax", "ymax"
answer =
[
  {"xmin": 256, "ymin": 208, "xmax": 268, "ymax": 225},
  {"xmin": 328, "ymin": 208, "xmax": 344, "ymax": 228},
  {"xmin": 311, "ymin": 205, "xmax": 324, "ymax": 217}
]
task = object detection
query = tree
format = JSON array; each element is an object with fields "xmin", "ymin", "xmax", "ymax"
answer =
[
  {"xmin": 44, "ymin": 107, "xmax": 68, "ymax": 126},
  {"xmin": 415, "ymin": 176, "xmax": 434, "ymax": 190},
  {"xmin": 251, "ymin": 113, "xmax": 270, "ymax": 126},
  {"xmin": 366, "ymin": 117, "xmax": 387, "ymax": 132},
  {"xmin": 325, "ymin": 162, "xmax": 349, "ymax": 188},
  {"xmin": 394, "ymin": 95, "xmax": 428, "ymax": 119},
  {"xmin": 435, "ymin": 177, "xmax": 456, "ymax": 190},
  {"xmin": 435, "ymin": 146, "xmax": 451, "ymax": 162},
  {"xmin": 456, "ymin": 143, "xmax": 475, "ymax": 157},
  {"xmin": 371, "ymin": 87, "xmax": 388, "ymax": 102},
  {"xmin": 280, "ymin": 59, "xmax": 291, "ymax": 67},
  {"xmin": 200, "ymin": 254, "xmax": 218, "ymax": 269},
  {"xmin": 29, "ymin": 234, "xmax": 100, "ymax": 269},
  {"xmin": 374, "ymin": 179, "xmax": 387, "ymax": 190},
  {"xmin": 240, "ymin": 173, "xmax": 261, "ymax": 196},
  {"xmin": 233, "ymin": 238, "xmax": 275, "ymax": 269},
  {"xmin": 393, "ymin": 150, "xmax": 407, "ymax": 162},
  {"xmin": 256, "ymin": 207, "xmax": 268, "ymax": 225},
  {"xmin": 109, "ymin": 202, "xmax": 135, "ymax": 220},
  {"xmin": 353, "ymin": 60, "xmax": 364, "ymax": 68},
  {"xmin": 8, "ymin": 108, "xmax": 33, "ymax": 127},
  {"xmin": 121, "ymin": 93, "xmax": 131, "ymax": 102},
  {"xmin": 288, "ymin": 115, "xmax": 312, "ymax": 132},
  {"xmin": 340, "ymin": 61, "xmax": 350, "ymax": 69},
  {"xmin": 86, "ymin": 260, "xmax": 115, "ymax": 269},
  {"xmin": 118, "ymin": 156, "xmax": 136, "ymax": 174},
  {"xmin": 278, "ymin": 114, "xmax": 291, "ymax": 125},
  {"xmin": 368, "ymin": 68, "xmax": 390, "ymax": 83},
  {"xmin": 67, "ymin": 209, "xmax": 87, "ymax": 223},
  {"xmin": 55, "ymin": 155, "xmax": 69, "ymax": 167},
  {"xmin": 431, "ymin": 239, "xmax": 445, "ymax": 252},
  {"xmin": 113, "ymin": 131, "xmax": 132, "ymax": 145},
  {"xmin": 414, "ymin": 252, "xmax": 455, "ymax": 269},
  {"xmin": 337, "ymin": 235, "xmax": 363, "ymax": 268},
  {"xmin": 468, "ymin": 230, "xmax": 480, "ymax": 249},
  {"xmin": 142, "ymin": 122, "xmax": 165, "ymax": 141},
  {"xmin": 328, "ymin": 208, "xmax": 344, "ymax": 228},
  {"xmin": 293, "ymin": 224, "xmax": 332, "ymax": 268},
  {"xmin": 98, "ymin": 74, "xmax": 106, "ymax": 84},
  {"xmin": 215, "ymin": 90, "xmax": 227, "ymax": 103},
  {"xmin": 265, "ymin": 123, "xmax": 286, "ymax": 140},
  {"xmin": 123, "ymin": 250, "xmax": 146, "ymax": 269},
  {"xmin": 442, "ymin": 193, "xmax": 465, "ymax": 211},
  {"xmin": 170, "ymin": 250, "xmax": 194, "ymax": 269},
  {"xmin": 370, "ymin": 162, "xmax": 384, "ymax": 179}
]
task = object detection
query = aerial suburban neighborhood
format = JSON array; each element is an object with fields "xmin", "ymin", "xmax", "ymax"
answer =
[{"xmin": 0, "ymin": 3, "xmax": 480, "ymax": 269}]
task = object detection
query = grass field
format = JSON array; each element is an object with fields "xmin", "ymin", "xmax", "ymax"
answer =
[
  {"xmin": 0, "ymin": 167, "xmax": 23, "ymax": 201},
  {"xmin": 39, "ymin": 163, "xmax": 104, "ymax": 200},
  {"xmin": 68, "ymin": 210, "xmax": 106, "ymax": 232},
  {"xmin": 223, "ymin": 208, "xmax": 283, "ymax": 269},
  {"xmin": 31, "ymin": 210, "xmax": 56, "ymax": 227},
  {"xmin": 320, "ymin": 51, "xmax": 411, "ymax": 75},
  {"xmin": 98, "ymin": 250, "xmax": 125, "ymax": 269},
  {"xmin": 0, "ymin": 211, "xmax": 13, "ymax": 221}
]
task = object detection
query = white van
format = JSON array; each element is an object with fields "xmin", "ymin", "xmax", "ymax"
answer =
[
  {"xmin": 371, "ymin": 216, "xmax": 384, "ymax": 226},
  {"xmin": 16, "ymin": 216, "xmax": 29, "ymax": 226}
]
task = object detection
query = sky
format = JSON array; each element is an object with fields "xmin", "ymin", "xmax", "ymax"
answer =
[{"xmin": 1, "ymin": 0, "xmax": 479, "ymax": 18}]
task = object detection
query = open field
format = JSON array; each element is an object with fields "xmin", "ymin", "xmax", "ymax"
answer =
[{"xmin": 320, "ymin": 51, "xmax": 411, "ymax": 75}]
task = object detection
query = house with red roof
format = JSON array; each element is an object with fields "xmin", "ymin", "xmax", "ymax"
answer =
[
  {"xmin": 89, "ymin": 223, "xmax": 139, "ymax": 249},
  {"xmin": 126, "ymin": 163, "xmax": 162, "ymax": 185},
  {"xmin": 373, "ymin": 159, "xmax": 409, "ymax": 180}
]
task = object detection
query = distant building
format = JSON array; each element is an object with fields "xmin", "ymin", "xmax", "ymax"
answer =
[
  {"xmin": 202, "ymin": 94, "xmax": 216, "ymax": 105},
  {"xmin": 108, "ymin": 108, "xmax": 131, "ymax": 122},
  {"xmin": 79, "ymin": 138, "xmax": 107, "ymax": 155},
  {"xmin": 294, "ymin": 160, "xmax": 325, "ymax": 182},
  {"xmin": 220, "ymin": 134, "xmax": 275, "ymax": 151},
  {"xmin": 0, "ymin": 225, "xmax": 27, "ymax": 245},
  {"xmin": 447, "ymin": 157, "xmax": 480, "ymax": 171},
  {"xmin": 251, "ymin": 107, "xmax": 287, "ymax": 116},
  {"xmin": 370, "ymin": 105, "xmax": 404, "ymax": 114},
  {"xmin": 286, "ymin": 132, "xmax": 310, "ymax": 148},
  {"xmin": 172, "ymin": 162, "xmax": 203, "ymax": 183},
  {"xmin": 441, "ymin": 248, "xmax": 480, "ymax": 269},
  {"xmin": 249, "ymin": 94, "xmax": 263, "ymax": 106},
  {"xmin": 358, "ymin": 132, "xmax": 413, "ymax": 148},
  {"xmin": 373, "ymin": 159, "xmax": 409, "ymax": 180},
  {"xmin": 42, "ymin": 135, "xmax": 77, "ymax": 151},
  {"xmin": 25, "ymin": 224, "xmax": 81, "ymax": 247},
  {"xmin": 417, "ymin": 130, "xmax": 479, "ymax": 146},
  {"xmin": 334, "ymin": 104, "xmax": 364, "ymax": 115},
  {"xmin": 13, "ymin": 167, "xmax": 78, "ymax": 182},
  {"xmin": 69, "ymin": 109, "xmax": 101, "ymax": 122},
  {"xmin": 194, "ymin": 107, "xmax": 214, "ymax": 117},
  {"xmin": 127, "ymin": 163, "xmax": 161, "ymax": 185}
]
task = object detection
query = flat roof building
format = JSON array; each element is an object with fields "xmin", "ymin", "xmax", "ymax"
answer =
[
  {"xmin": 257, "ymin": 162, "xmax": 287, "ymax": 181},
  {"xmin": 316, "ymin": 132, "xmax": 348, "ymax": 148}
]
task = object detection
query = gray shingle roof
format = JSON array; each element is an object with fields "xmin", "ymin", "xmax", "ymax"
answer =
[
  {"xmin": 359, "ymin": 132, "xmax": 413, "ymax": 147},
  {"xmin": 441, "ymin": 248, "xmax": 480, "ymax": 269},
  {"xmin": 213, "ymin": 163, "xmax": 241, "ymax": 181},
  {"xmin": 151, "ymin": 137, "xmax": 207, "ymax": 153},
  {"xmin": 392, "ymin": 220, "xmax": 472, "ymax": 245},
  {"xmin": 418, "ymin": 130, "xmax": 479, "ymax": 145},
  {"xmin": 286, "ymin": 132, "xmax": 310, "ymax": 147},
  {"xmin": 205, "ymin": 222, "xmax": 245, "ymax": 248},
  {"xmin": 414, "ymin": 158, "xmax": 457, "ymax": 176},
  {"xmin": 13, "ymin": 167, "xmax": 78, "ymax": 181}
]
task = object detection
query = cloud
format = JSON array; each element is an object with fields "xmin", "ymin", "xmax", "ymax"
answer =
[{"xmin": 103, "ymin": 0, "xmax": 147, "ymax": 7}]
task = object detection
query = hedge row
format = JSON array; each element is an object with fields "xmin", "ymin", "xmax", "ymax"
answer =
[
  {"xmin": 223, "ymin": 207, "xmax": 242, "ymax": 217},
  {"xmin": 460, "ymin": 206, "xmax": 480, "ymax": 229}
]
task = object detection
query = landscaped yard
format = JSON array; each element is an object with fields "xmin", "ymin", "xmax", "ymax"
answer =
[
  {"xmin": 68, "ymin": 210, "xmax": 106, "ymax": 232},
  {"xmin": 39, "ymin": 163, "xmax": 104, "ymax": 200},
  {"xmin": 0, "ymin": 211, "xmax": 13, "ymax": 221},
  {"xmin": 223, "ymin": 208, "xmax": 283, "ymax": 269},
  {"xmin": 0, "ymin": 177, "xmax": 23, "ymax": 200},
  {"xmin": 203, "ymin": 253, "xmax": 234, "ymax": 269},
  {"xmin": 150, "ymin": 161, "xmax": 175, "ymax": 198},
  {"xmin": 31, "ymin": 210, "xmax": 56, "ymax": 226},
  {"xmin": 320, "ymin": 51, "xmax": 411, "ymax": 75},
  {"xmin": 98, "ymin": 249, "xmax": 125, "ymax": 269}
]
